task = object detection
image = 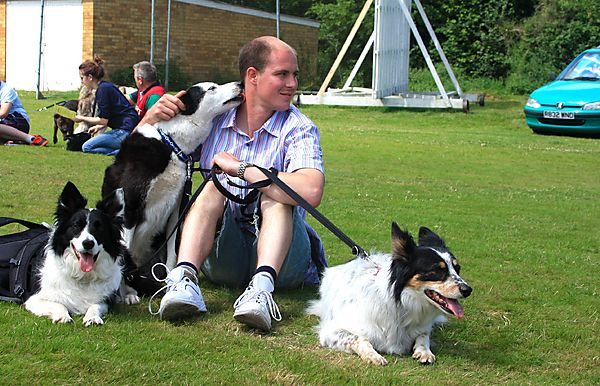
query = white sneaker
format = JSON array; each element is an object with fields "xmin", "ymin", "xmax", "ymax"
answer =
[
  {"xmin": 233, "ymin": 277, "xmax": 281, "ymax": 332},
  {"xmin": 148, "ymin": 264, "xmax": 207, "ymax": 321}
]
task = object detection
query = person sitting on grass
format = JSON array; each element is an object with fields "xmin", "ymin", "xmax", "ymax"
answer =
[
  {"xmin": 0, "ymin": 80, "xmax": 47, "ymax": 146},
  {"xmin": 141, "ymin": 36, "xmax": 326, "ymax": 332},
  {"xmin": 73, "ymin": 56, "xmax": 139, "ymax": 156},
  {"xmin": 124, "ymin": 61, "xmax": 166, "ymax": 119}
]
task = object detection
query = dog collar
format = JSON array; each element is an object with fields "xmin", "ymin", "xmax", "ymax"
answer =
[{"xmin": 157, "ymin": 128, "xmax": 190, "ymax": 163}]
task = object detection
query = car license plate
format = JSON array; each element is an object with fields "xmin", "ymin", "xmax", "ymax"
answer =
[{"xmin": 543, "ymin": 110, "xmax": 574, "ymax": 119}]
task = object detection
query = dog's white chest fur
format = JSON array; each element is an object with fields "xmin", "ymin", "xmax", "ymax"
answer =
[{"xmin": 30, "ymin": 247, "xmax": 122, "ymax": 315}]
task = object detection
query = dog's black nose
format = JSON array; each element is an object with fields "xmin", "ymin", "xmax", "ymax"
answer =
[
  {"xmin": 460, "ymin": 283, "xmax": 472, "ymax": 298},
  {"xmin": 82, "ymin": 239, "xmax": 95, "ymax": 251}
]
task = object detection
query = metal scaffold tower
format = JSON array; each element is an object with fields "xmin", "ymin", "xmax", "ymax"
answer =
[{"xmin": 299, "ymin": 0, "xmax": 484, "ymax": 112}]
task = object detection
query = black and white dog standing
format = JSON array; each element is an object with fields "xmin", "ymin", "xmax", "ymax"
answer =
[
  {"xmin": 101, "ymin": 82, "xmax": 243, "ymax": 282},
  {"xmin": 25, "ymin": 182, "xmax": 137, "ymax": 326},
  {"xmin": 307, "ymin": 223, "xmax": 472, "ymax": 365}
]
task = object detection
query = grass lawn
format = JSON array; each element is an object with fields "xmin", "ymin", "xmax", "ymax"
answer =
[{"xmin": 1, "ymin": 90, "xmax": 599, "ymax": 384}]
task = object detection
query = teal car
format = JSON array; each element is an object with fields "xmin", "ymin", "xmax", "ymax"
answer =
[{"xmin": 524, "ymin": 46, "xmax": 600, "ymax": 136}]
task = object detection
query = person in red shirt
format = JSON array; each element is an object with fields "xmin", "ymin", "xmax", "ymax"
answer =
[{"xmin": 125, "ymin": 61, "xmax": 166, "ymax": 119}]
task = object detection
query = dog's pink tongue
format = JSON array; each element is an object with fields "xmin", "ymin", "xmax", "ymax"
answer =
[
  {"xmin": 446, "ymin": 299, "xmax": 465, "ymax": 318},
  {"xmin": 78, "ymin": 253, "xmax": 95, "ymax": 272}
]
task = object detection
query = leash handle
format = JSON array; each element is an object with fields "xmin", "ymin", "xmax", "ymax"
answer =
[
  {"xmin": 209, "ymin": 166, "xmax": 264, "ymax": 205},
  {"xmin": 211, "ymin": 164, "xmax": 367, "ymax": 259},
  {"xmin": 253, "ymin": 165, "xmax": 368, "ymax": 258}
]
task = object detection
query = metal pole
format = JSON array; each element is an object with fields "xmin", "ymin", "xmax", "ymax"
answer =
[
  {"xmin": 165, "ymin": 0, "xmax": 172, "ymax": 90},
  {"xmin": 36, "ymin": 0, "xmax": 45, "ymax": 99},
  {"xmin": 276, "ymin": 0, "xmax": 280, "ymax": 38},
  {"xmin": 343, "ymin": 31, "xmax": 374, "ymax": 89},
  {"xmin": 413, "ymin": 0, "xmax": 463, "ymax": 97},
  {"xmin": 150, "ymin": 0, "xmax": 156, "ymax": 64},
  {"xmin": 395, "ymin": 0, "xmax": 450, "ymax": 105}
]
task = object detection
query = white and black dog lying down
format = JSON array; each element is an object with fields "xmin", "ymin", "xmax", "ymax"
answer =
[
  {"xmin": 307, "ymin": 223, "xmax": 472, "ymax": 365},
  {"xmin": 101, "ymin": 82, "xmax": 243, "ymax": 293},
  {"xmin": 24, "ymin": 182, "xmax": 138, "ymax": 326}
]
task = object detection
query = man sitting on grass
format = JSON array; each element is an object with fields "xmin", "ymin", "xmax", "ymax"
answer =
[{"xmin": 141, "ymin": 36, "xmax": 326, "ymax": 332}]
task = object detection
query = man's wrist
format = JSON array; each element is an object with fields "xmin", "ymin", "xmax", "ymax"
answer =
[{"xmin": 237, "ymin": 161, "xmax": 254, "ymax": 180}]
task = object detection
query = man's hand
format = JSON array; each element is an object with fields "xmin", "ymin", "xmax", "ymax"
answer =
[
  {"xmin": 211, "ymin": 151, "xmax": 325, "ymax": 208},
  {"xmin": 138, "ymin": 90, "xmax": 187, "ymax": 126},
  {"xmin": 211, "ymin": 152, "xmax": 242, "ymax": 177}
]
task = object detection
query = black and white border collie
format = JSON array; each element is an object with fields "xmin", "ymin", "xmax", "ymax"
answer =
[
  {"xmin": 25, "ymin": 182, "xmax": 137, "ymax": 326},
  {"xmin": 307, "ymin": 223, "xmax": 472, "ymax": 365},
  {"xmin": 101, "ymin": 82, "xmax": 243, "ymax": 281}
]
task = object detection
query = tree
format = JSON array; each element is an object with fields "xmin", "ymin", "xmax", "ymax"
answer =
[
  {"xmin": 308, "ymin": 0, "xmax": 374, "ymax": 88},
  {"xmin": 507, "ymin": 0, "xmax": 600, "ymax": 93},
  {"xmin": 307, "ymin": 0, "xmax": 538, "ymax": 88},
  {"xmin": 414, "ymin": 0, "xmax": 537, "ymax": 79}
]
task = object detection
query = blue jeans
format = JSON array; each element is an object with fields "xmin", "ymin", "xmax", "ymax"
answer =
[
  {"xmin": 200, "ymin": 198, "xmax": 326, "ymax": 289},
  {"xmin": 82, "ymin": 129, "xmax": 129, "ymax": 156}
]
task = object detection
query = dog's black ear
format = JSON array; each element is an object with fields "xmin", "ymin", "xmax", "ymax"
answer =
[
  {"xmin": 390, "ymin": 222, "xmax": 417, "ymax": 303},
  {"xmin": 418, "ymin": 226, "xmax": 446, "ymax": 248},
  {"xmin": 391, "ymin": 222, "xmax": 416, "ymax": 262},
  {"xmin": 179, "ymin": 85, "xmax": 206, "ymax": 116},
  {"xmin": 97, "ymin": 188, "xmax": 125, "ymax": 221},
  {"xmin": 56, "ymin": 181, "xmax": 87, "ymax": 222}
]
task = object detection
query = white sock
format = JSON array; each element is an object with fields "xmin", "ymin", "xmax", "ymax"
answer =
[
  {"xmin": 25, "ymin": 136, "xmax": 35, "ymax": 144},
  {"xmin": 252, "ymin": 272, "xmax": 274, "ymax": 292}
]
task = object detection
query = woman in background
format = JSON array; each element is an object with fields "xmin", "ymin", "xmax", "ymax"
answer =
[{"xmin": 75, "ymin": 56, "xmax": 138, "ymax": 156}]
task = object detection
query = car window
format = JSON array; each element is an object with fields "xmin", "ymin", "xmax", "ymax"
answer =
[{"xmin": 563, "ymin": 53, "xmax": 600, "ymax": 80}]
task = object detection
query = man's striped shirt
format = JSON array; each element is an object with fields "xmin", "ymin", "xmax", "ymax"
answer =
[{"xmin": 198, "ymin": 104, "xmax": 324, "ymax": 200}]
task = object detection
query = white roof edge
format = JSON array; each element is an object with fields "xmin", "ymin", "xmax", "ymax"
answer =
[{"xmin": 176, "ymin": 0, "xmax": 320, "ymax": 28}]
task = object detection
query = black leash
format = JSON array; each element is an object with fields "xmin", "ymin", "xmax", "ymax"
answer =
[
  {"xmin": 210, "ymin": 166, "xmax": 272, "ymax": 205},
  {"xmin": 33, "ymin": 100, "xmax": 68, "ymax": 112},
  {"xmin": 124, "ymin": 156, "xmax": 369, "ymax": 279},
  {"xmin": 212, "ymin": 164, "xmax": 369, "ymax": 260}
]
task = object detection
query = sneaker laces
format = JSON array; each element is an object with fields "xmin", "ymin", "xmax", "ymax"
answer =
[
  {"xmin": 234, "ymin": 286, "xmax": 282, "ymax": 322},
  {"xmin": 148, "ymin": 262, "xmax": 174, "ymax": 315}
]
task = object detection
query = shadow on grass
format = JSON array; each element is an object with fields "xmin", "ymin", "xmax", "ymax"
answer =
[
  {"xmin": 433, "ymin": 323, "xmax": 521, "ymax": 366},
  {"xmin": 112, "ymin": 281, "xmax": 320, "ymax": 327}
]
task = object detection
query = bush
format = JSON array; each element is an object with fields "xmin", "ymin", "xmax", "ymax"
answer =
[
  {"xmin": 506, "ymin": 0, "xmax": 600, "ymax": 94},
  {"xmin": 408, "ymin": 66, "xmax": 508, "ymax": 97},
  {"xmin": 108, "ymin": 67, "xmax": 134, "ymax": 88}
]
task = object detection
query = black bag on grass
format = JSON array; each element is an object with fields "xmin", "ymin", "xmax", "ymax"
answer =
[
  {"xmin": 66, "ymin": 132, "xmax": 91, "ymax": 152},
  {"xmin": 0, "ymin": 217, "xmax": 50, "ymax": 304}
]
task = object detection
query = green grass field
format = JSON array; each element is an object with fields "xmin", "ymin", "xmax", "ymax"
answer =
[{"xmin": 1, "ymin": 91, "xmax": 599, "ymax": 385}]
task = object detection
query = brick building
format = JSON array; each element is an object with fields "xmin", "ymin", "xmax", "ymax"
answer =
[{"xmin": 0, "ymin": 0, "xmax": 319, "ymax": 91}]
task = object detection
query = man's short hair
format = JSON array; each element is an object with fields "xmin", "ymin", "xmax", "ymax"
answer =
[
  {"xmin": 238, "ymin": 37, "xmax": 297, "ymax": 80},
  {"xmin": 133, "ymin": 61, "xmax": 158, "ymax": 83}
]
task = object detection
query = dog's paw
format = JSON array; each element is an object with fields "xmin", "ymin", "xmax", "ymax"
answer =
[
  {"xmin": 117, "ymin": 282, "xmax": 139, "ymax": 305},
  {"xmin": 412, "ymin": 348, "xmax": 436, "ymax": 365},
  {"xmin": 50, "ymin": 312, "xmax": 73, "ymax": 324},
  {"xmin": 83, "ymin": 315, "xmax": 104, "ymax": 327},
  {"xmin": 363, "ymin": 352, "xmax": 388, "ymax": 366},
  {"xmin": 122, "ymin": 293, "xmax": 140, "ymax": 305}
]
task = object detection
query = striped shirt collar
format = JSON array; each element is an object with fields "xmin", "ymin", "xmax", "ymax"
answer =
[{"xmin": 218, "ymin": 106, "xmax": 292, "ymax": 138}]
